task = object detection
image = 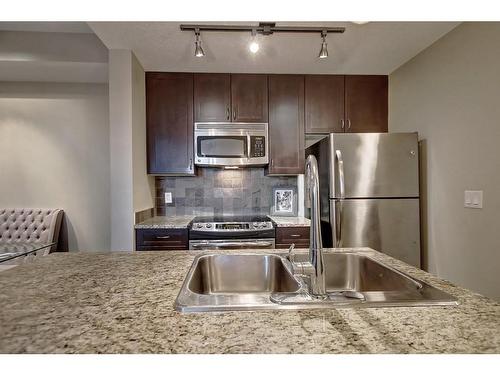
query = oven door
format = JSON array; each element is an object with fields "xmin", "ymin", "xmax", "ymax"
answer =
[
  {"xmin": 194, "ymin": 122, "xmax": 268, "ymax": 167},
  {"xmin": 189, "ymin": 239, "xmax": 275, "ymax": 250}
]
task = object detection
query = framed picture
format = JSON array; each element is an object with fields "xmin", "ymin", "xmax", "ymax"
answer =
[{"xmin": 271, "ymin": 186, "xmax": 297, "ymax": 217}]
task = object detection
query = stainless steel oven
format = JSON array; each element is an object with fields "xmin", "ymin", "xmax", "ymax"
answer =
[
  {"xmin": 194, "ymin": 122, "xmax": 268, "ymax": 167},
  {"xmin": 188, "ymin": 215, "xmax": 275, "ymax": 250}
]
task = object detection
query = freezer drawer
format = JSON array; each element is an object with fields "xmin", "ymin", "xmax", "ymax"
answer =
[{"xmin": 330, "ymin": 198, "xmax": 421, "ymax": 267}]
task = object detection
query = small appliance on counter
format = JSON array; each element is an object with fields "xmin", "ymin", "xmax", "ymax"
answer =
[
  {"xmin": 194, "ymin": 122, "xmax": 268, "ymax": 167},
  {"xmin": 188, "ymin": 215, "xmax": 275, "ymax": 250}
]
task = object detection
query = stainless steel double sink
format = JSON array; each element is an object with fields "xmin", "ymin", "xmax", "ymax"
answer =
[{"xmin": 175, "ymin": 251, "xmax": 458, "ymax": 313}]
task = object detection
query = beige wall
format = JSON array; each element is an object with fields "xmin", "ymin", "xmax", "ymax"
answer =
[
  {"xmin": 0, "ymin": 82, "xmax": 110, "ymax": 251},
  {"xmin": 132, "ymin": 52, "xmax": 154, "ymax": 214},
  {"xmin": 389, "ymin": 22, "xmax": 500, "ymax": 300},
  {"xmin": 109, "ymin": 49, "xmax": 153, "ymax": 251}
]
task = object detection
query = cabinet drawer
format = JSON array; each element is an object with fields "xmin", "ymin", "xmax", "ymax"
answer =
[
  {"xmin": 135, "ymin": 229, "xmax": 188, "ymax": 251},
  {"xmin": 275, "ymin": 227, "xmax": 310, "ymax": 248}
]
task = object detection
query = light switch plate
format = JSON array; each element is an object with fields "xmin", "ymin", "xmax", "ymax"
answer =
[
  {"xmin": 464, "ymin": 190, "xmax": 483, "ymax": 209},
  {"xmin": 164, "ymin": 192, "xmax": 173, "ymax": 204}
]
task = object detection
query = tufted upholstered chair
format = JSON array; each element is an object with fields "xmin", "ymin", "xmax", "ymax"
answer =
[{"xmin": 0, "ymin": 209, "xmax": 64, "ymax": 253}]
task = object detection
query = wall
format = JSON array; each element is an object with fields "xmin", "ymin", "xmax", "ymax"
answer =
[
  {"xmin": 0, "ymin": 30, "xmax": 108, "ymax": 83},
  {"xmin": 109, "ymin": 49, "xmax": 153, "ymax": 251},
  {"xmin": 156, "ymin": 169, "xmax": 297, "ymax": 217},
  {"xmin": 0, "ymin": 82, "xmax": 110, "ymax": 251},
  {"xmin": 389, "ymin": 22, "xmax": 500, "ymax": 300},
  {"xmin": 131, "ymin": 53, "xmax": 154, "ymax": 215}
]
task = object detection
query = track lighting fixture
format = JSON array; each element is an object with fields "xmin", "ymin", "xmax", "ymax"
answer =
[
  {"xmin": 249, "ymin": 29, "xmax": 259, "ymax": 54},
  {"xmin": 181, "ymin": 23, "xmax": 345, "ymax": 59},
  {"xmin": 318, "ymin": 31, "xmax": 328, "ymax": 59},
  {"xmin": 194, "ymin": 29, "xmax": 205, "ymax": 57}
]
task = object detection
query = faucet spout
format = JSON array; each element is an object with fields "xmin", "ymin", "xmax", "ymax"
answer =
[{"xmin": 305, "ymin": 154, "xmax": 326, "ymax": 297}]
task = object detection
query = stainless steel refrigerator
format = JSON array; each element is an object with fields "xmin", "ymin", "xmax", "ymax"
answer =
[{"xmin": 305, "ymin": 133, "xmax": 421, "ymax": 267}]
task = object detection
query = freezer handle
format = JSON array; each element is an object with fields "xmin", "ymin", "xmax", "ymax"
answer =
[{"xmin": 335, "ymin": 150, "xmax": 345, "ymax": 246}]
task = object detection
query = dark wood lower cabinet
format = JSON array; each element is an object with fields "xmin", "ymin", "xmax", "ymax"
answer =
[
  {"xmin": 275, "ymin": 227, "xmax": 310, "ymax": 249},
  {"xmin": 267, "ymin": 75, "xmax": 305, "ymax": 175},
  {"xmin": 135, "ymin": 228, "xmax": 188, "ymax": 251}
]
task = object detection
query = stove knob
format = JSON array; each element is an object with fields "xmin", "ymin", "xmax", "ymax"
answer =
[
  {"xmin": 196, "ymin": 223, "xmax": 203, "ymax": 229},
  {"xmin": 206, "ymin": 223, "xmax": 212, "ymax": 228},
  {"xmin": 253, "ymin": 222, "xmax": 259, "ymax": 228}
]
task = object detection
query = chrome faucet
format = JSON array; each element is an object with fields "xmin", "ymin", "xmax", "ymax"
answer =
[{"xmin": 287, "ymin": 154, "xmax": 326, "ymax": 297}]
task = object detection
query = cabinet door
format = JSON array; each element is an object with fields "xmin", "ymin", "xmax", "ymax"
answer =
[
  {"xmin": 230, "ymin": 74, "xmax": 268, "ymax": 122},
  {"xmin": 194, "ymin": 73, "xmax": 231, "ymax": 122},
  {"xmin": 345, "ymin": 75, "xmax": 388, "ymax": 133},
  {"xmin": 146, "ymin": 72, "xmax": 194, "ymax": 175},
  {"xmin": 305, "ymin": 75, "xmax": 344, "ymax": 133},
  {"xmin": 267, "ymin": 75, "xmax": 305, "ymax": 175}
]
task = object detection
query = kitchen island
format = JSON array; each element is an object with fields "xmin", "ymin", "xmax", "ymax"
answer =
[{"xmin": 0, "ymin": 248, "xmax": 499, "ymax": 353}]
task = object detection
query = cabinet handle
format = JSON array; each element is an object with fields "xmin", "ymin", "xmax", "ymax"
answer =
[
  {"xmin": 233, "ymin": 108, "xmax": 237, "ymax": 121},
  {"xmin": 340, "ymin": 119, "xmax": 345, "ymax": 130},
  {"xmin": 189, "ymin": 158, "xmax": 193, "ymax": 170},
  {"xmin": 271, "ymin": 159, "xmax": 274, "ymax": 166},
  {"xmin": 226, "ymin": 106, "xmax": 230, "ymax": 120},
  {"xmin": 156, "ymin": 236, "xmax": 170, "ymax": 239},
  {"xmin": 347, "ymin": 119, "xmax": 351, "ymax": 130},
  {"xmin": 290, "ymin": 234, "xmax": 301, "ymax": 238}
]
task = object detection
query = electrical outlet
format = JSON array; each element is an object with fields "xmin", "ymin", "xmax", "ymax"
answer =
[
  {"xmin": 164, "ymin": 192, "xmax": 173, "ymax": 204},
  {"xmin": 464, "ymin": 190, "xmax": 483, "ymax": 209}
]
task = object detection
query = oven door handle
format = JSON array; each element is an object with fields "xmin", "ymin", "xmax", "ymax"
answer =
[{"xmin": 192, "ymin": 241, "xmax": 274, "ymax": 249}]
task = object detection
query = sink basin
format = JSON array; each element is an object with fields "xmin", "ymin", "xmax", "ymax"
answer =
[
  {"xmin": 175, "ymin": 251, "xmax": 458, "ymax": 313},
  {"xmin": 188, "ymin": 254, "xmax": 300, "ymax": 294}
]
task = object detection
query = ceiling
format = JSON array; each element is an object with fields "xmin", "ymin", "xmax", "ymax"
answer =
[
  {"xmin": 0, "ymin": 22, "xmax": 93, "ymax": 34},
  {"xmin": 89, "ymin": 22, "xmax": 460, "ymax": 74}
]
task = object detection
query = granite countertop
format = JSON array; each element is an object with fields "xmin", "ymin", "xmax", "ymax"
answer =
[
  {"xmin": 268, "ymin": 216, "xmax": 311, "ymax": 227},
  {"xmin": 1, "ymin": 248, "xmax": 499, "ymax": 354},
  {"xmin": 134, "ymin": 215, "xmax": 195, "ymax": 229}
]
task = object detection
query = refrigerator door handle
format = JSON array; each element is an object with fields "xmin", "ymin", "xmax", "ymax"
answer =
[
  {"xmin": 335, "ymin": 150, "xmax": 345, "ymax": 247},
  {"xmin": 335, "ymin": 150, "xmax": 345, "ymax": 199}
]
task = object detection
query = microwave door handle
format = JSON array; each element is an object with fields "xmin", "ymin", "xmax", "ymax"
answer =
[{"xmin": 247, "ymin": 133, "xmax": 251, "ymax": 160}]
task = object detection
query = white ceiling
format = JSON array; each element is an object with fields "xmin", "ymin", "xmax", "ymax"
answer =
[
  {"xmin": 89, "ymin": 22, "xmax": 460, "ymax": 74},
  {"xmin": 0, "ymin": 22, "xmax": 93, "ymax": 34}
]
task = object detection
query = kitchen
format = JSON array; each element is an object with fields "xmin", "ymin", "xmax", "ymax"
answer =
[{"xmin": 0, "ymin": 1, "xmax": 499, "ymax": 370}]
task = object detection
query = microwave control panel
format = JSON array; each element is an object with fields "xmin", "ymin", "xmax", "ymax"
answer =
[{"xmin": 250, "ymin": 136, "xmax": 266, "ymax": 158}]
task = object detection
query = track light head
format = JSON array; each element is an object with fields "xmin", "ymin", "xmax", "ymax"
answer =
[
  {"xmin": 249, "ymin": 29, "xmax": 259, "ymax": 54},
  {"xmin": 318, "ymin": 31, "xmax": 328, "ymax": 59},
  {"xmin": 194, "ymin": 30, "xmax": 205, "ymax": 57}
]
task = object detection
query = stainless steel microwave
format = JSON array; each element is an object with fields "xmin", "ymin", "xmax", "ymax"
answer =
[{"xmin": 194, "ymin": 122, "xmax": 269, "ymax": 167}]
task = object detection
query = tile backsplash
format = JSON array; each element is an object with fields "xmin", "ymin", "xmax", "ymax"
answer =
[{"xmin": 156, "ymin": 168, "xmax": 297, "ymax": 216}]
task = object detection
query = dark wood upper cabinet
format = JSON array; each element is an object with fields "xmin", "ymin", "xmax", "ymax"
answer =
[
  {"xmin": 267, "ymin": 75, "xmax": 305, "ymax": 175},
  {"xmin": 305, "ymin": 75, "xmax": 345, "ymax": 133},
  {"xmin": 146, "ymin": 72, "xmax": 194, "ymax": 175},
  {"xmin": 194, "ymin": 73, "xmax": 231, "ymax": 122},
  {"xmin": 345, "ymin": 75, "xmax": 388, "ymax": 133},
  {"xmin": 230, "ymin": 74, "xmax": 268, "ymax": 122}
]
